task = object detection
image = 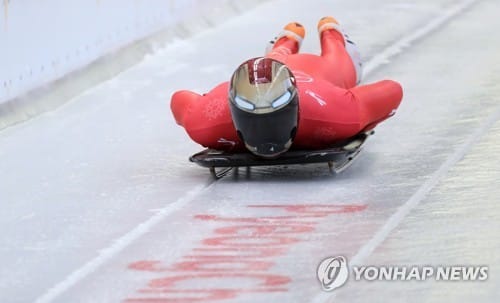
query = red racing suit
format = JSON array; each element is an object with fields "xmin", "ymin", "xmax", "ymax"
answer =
[{"xmin": 171, "ymin": 30, "xmax": 403, "ymax": 151}]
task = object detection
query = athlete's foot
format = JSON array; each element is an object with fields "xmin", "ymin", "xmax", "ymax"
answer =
[
  {"xmin": 317, "ymin": 16, "xmax": 345, "ymax": 44},
  {"xmin": 266, "ymin": 22, "xmax": 306, "ymax": 54},
  {"xmin": 318, "ymin": 16, "xmax": 341, "ymax": 34}
]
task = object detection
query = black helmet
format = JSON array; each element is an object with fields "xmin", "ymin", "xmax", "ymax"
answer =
[{"xmin": 229, "ymin": 57, "xmax": 299, "ymax": 158}]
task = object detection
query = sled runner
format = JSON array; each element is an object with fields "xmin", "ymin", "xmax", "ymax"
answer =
[{"xmin": 190, "ymin": 131, "xmax": 373, "ymax": 179}]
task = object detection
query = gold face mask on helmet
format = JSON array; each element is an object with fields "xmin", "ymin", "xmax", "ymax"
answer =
[
  {"xmin": 231, "ymin": 57, "xmax": 296, "ymax": 114},
  {"xmin": 229, "ymin": 57, "xmax": 299, "ymax": 158}
]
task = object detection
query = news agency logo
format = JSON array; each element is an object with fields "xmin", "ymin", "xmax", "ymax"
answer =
[
  {"xmin": 317, "ymin": 256, "xmax": 489, "ymax": 292},
  {"xmin": 317, "ymin": 256, "xmax": 349, "ymax": 291}
]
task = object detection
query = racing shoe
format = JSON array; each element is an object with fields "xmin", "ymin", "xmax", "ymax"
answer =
[
  {"xmin": 266, "ymin": 22, "xmax": 306, "ymax": 54},
  {"xmin": 317, "ymin": 16, "xmax": 342, "ymax": 35}
]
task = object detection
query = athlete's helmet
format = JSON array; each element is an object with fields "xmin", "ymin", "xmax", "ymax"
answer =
[{"xmin": 229, "ymin": 57, "xmax": 299, "ymax": 158}]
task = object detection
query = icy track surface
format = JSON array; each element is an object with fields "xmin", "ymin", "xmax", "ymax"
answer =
[{"xmin": 1, "ymin": 0, "xmax": 499, "ymax": 302}]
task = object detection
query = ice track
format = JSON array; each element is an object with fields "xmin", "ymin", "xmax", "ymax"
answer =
[{"xmin": 1, "ymin": 0, "xmax": 499, "ymax": 302}]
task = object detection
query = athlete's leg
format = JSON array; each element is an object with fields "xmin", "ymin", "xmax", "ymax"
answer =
[
  {"xmin": 266, "ymin": 22, "xmax": 305, "ymax": 63},
  {"xmin": 344, "ymin": 34, "xmax": 363, "ymax": 84},
  {"xmin": 318, "ymin": 17, "xmax": 362, "ymax": 87}
]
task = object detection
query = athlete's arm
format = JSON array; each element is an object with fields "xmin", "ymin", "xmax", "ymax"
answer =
[
  {"xmin": 349, "ymin": 80, "xmax": 403, "ymax": 130},
  {"xmin": 170, "ymin": 85, "xmax": 242, "ymax": 151},
  {"xmin": 170, "ymin": 90, "xmax": 202, "ymax": 127}
]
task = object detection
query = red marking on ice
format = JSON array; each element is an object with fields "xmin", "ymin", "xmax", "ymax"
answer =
[
  {"xmin": 147, "ymin": 273, "xmax": 290, "ymax": 288},
  {"xmin": 126, "ymin": 289, "xmax": 237, "ymax": 302},
  {"xmin": 187, "ymin": 247, "xmax": 288, "ymax": 259},
  {"xmin": 126, "ymin": 274, "xmax": 290, "ymax": 303},
  {"xmin": 129, "ymin": 261, "xmax": 167, "ymax": 272},
  {"xmin": 171, "ymin": 260, "xmax": 274, "ymax": 272},
  {"xmin": 214, "ymin": 224, "xmax": 315, "ymax": 235},
  {"xmin": 247, "ymin": 204, "xmax": 368, "ymax": 215},
  {"xmin": 195, "ymin": 214, "xmax": 322, "ymax": 222},
  {"xmin": 203, "ymin": 235, "xmax": 300, "ymax": 247},
  {"xmin": 125, "ymin": 204, "xmax": 366, "ymax": 302}
]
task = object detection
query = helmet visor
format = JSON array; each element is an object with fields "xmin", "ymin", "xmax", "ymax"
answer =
[{"xmin": 230, "ymin": 57, "xmax": 296, "ymax": 114}]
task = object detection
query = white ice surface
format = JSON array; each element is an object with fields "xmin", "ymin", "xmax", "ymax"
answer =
[{"xmin": 0, "ymin": 0, "xmax": 499, "ymax": 302}]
